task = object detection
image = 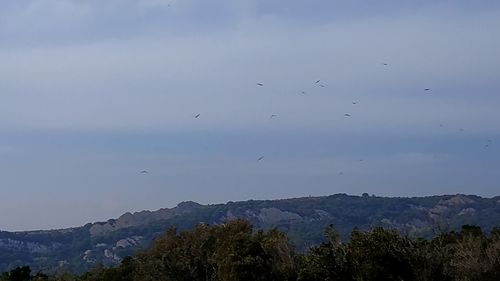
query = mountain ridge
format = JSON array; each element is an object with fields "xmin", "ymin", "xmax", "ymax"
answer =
[{"xmin": 1, "ymin": 193, "xmax": 499, "ymax": 273}]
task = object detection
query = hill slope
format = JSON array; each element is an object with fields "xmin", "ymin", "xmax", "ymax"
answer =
[{"xmin": 1, "ymin": 194, "xmax": 499, "ymax": 273}]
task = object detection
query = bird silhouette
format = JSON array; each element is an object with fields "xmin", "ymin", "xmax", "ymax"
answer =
[
  {"xmin": 344, "ymin": 113, "xmax": 352, "ymax": 117},
  {"xmin": 352, "ymin": 101, "xmax": 357, "ymax": 105},
  {"xmin": 140, "ymin": 170, "xmax": 148, "ymax": 174},
  {"xmin": 485, "ymin": 140, "xmax": 493, "ymax": 148},
  {"xmin": 257, "ymin": 156, "xmax": 264, "ymax": 161},
  {"xmin": 315, "ymin": 80, "xmax": 321, "ymax": 84},
  {"xmin": 257, "ymin": 83, "xmax": 264, "ymax": 87},
  {"xmin": 194, "ymin": 114, "xmax": 201, "ymax": 118},
  {"xmin": 424, "ymin": 88, "xmax": 431, "ymax": 91},
  {"xmin": 300, "ymin": 91, "xmax": 307, "ymax": 95}
]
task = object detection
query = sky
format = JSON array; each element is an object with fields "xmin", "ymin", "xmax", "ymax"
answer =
[{"xmin": 0, "ymin": 0, "xmax": 499, "ymax": 231}]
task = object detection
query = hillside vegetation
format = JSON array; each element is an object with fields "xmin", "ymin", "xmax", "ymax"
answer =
[
  {"xmin": 1, "ymin": 220, "xmax": 500, "ymax": 281},
  {"xmin": 1, "ymin": 194, "xmax": 499, "ymax": 273}
]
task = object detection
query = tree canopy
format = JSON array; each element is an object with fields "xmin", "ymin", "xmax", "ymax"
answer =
[{"xmin": 2, "ymin": 221, "xmax": 499, "ymax": 281}]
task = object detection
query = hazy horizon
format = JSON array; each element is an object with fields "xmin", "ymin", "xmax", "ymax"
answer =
[{"xmin": 1, "ymin": 0, "xmax": 499, "ymax": 231}]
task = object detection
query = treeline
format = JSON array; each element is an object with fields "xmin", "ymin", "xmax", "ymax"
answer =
[{"xmin": 2, "ymin": 220, "xmax": 499, "ymax": 281}]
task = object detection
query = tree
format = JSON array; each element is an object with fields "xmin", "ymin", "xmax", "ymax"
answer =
[
  {"xmin": 133, "ymin": 219, "xmax": 297, "ymax": 281},
  {"xmin": 347, "ymin": 227, "xmax": 417, "ymax": 281},
  {"xmin": 297, "ymin": 226, "xmax": 350, "ymax": 281},
  {"xmin": 134, "ymin": 224, "xmax": 216, "ymax": 281}
]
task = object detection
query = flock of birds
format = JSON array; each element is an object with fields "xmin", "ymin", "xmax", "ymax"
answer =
[
  {"xmin": 190, "ymin": 78, "xmax": 361, "ymax": 165},
  {"xmin": 139, "ymin": 62, "xmax": 494, "ymax": 175}
]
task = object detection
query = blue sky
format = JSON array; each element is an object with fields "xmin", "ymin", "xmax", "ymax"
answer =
[{"xmin": 0, "ymin": 0, "xmax": 499, "ymax": 230}]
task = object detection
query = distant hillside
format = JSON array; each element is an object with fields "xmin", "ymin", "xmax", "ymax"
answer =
[{"xmin": 1, "ymin": 194, "xmax": 499, "ymax": 273}]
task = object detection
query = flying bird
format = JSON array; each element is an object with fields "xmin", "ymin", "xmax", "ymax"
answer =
[
  {"xmin": 257, "ymin": 156, "xmax": 264, "ymax": 161},
  {"xmin": 352, "ymin": 101, "xmax": 357, "ymax": 105},
  {"xmin": 194, "ymin": 114, "xmax": 201, "ymax": 118},
  {"xmin": 424, "ymin": 88, "xmax": 431, "ymax": 91},
  {"xmin": 315, "ymin": 80, "xmax": 321, "ymax": 84},
  {"xmin": 140, "ymin": 170, "xmax": 148, "ymax": 174},
  {"xmin": 300, "ymin": 91, "xmax": 307, "ymax": 95},
  {"xmin": 257, "ymin": 83, "xmax": 264, "ymax": 87},
  {"xmin": 382, "ymin": 63, "xmax": 389, "ymax": 66},
  {"xmin": 344, "ymin": 113, "xmax": 352, "ymax": 117},
  {"xmin": 485, "ymin": 140, "xmax": 493, "ymax": 148},
  {"xmin": 270, "ymin": 114, "xmax": 278, "ymax": 119},
  {"xmin": 318, "ymin": 84, "xmax": 326, "ymax": 88}
]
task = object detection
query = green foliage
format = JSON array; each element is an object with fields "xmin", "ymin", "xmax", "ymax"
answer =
[
  {"xmin": 349, "ymin": 227, "xmax": 417, "ymax": 280},
  {"xmin": 299, "ymin": 224, "xmax": 500, "ymax": 281},
  {"xmin": 2, "ymin": 221, "xmax": 500, "ymax": 281},
  {"xmin": 297, "ymin": 226, "xmax": 350, "ymax": 281},
  {"xmin": 131, "ymin": 219, "xmax": 296, "ymax": 281},
  {"xmin": 2, "ymin": 194, "xmax": 500, "ymax": 272},
  {"xmin": 2, "ymin": 194, "xmax": 500, "ymax": 278}
]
